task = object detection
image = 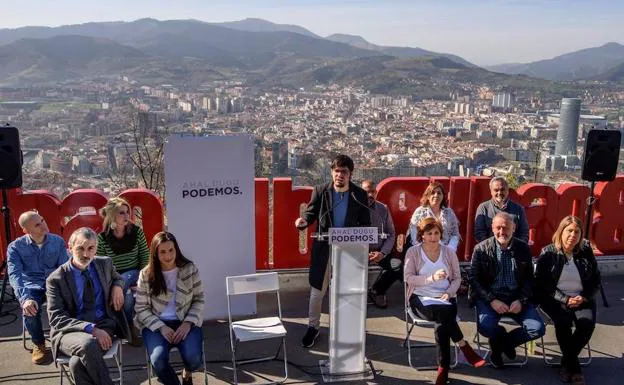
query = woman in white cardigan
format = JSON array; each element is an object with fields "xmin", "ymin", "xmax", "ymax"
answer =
[
  {"xmin": 135, "ymin": 232, "xmax": 204, "ymax": 385},
  {"xmin": 408, "ymin": 181, "xmax": 461, "ymax": 252}
]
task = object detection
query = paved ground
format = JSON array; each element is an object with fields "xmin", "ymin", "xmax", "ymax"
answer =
[{"xmin": 0, "ymin": 275, "xmax": 622, "ymax": 385}]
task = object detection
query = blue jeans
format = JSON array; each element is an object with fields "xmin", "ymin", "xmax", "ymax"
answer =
[
  {"xmin": 476, "ymin": 298, "xmax": 545, "ymax": 351},
  {"xmin": 120, "ymin": 269, "xmax": 139, "ymax": 325},
  {"xmin": 23, "ymin": 289, "xmax": 46, "ymax": 345},
  {"xmin": 143, "ymin": 320, "xmax": 204, "ymax": 385}
]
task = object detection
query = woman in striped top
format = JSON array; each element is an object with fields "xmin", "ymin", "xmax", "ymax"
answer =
[
  {"xmin": 135, "ymin": 232, "xmax": 204, "ymax": 385},
  {"xmin": 97, "ymin": 197, "xmax": 149, "ymax": 342}
]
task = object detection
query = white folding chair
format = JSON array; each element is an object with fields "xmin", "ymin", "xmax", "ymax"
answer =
[
  {"xmin": 145, "ymin": 344, "xmax": 209, "ymax": 385},
  {"xmin": 403, "ymin": 282, "xmax": 459, "ymax": 370},
  {"xmin": 473, "ymin": 310, "xmax": 528, "ymax": 367},
  {"xmin": 226, "ymin": 272, "xmax": 288, "ymax": 385},
  {"xmin": 56, "ymin": 338, "xmax": 123, "ymax": 385}
]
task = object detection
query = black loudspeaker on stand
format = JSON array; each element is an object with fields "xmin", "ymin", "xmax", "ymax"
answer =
[
  {"xmin": 0, "ymin": 124, "xmax": 23, "ymax": 323},
  {"xmin": 581, "ymin": 129, "xmax": 621, "ymax": 308}
]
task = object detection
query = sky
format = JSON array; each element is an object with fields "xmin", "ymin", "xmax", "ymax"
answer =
[{"xmin": 1, "ymin": 0, "xmax": 623, "ymax": 66}]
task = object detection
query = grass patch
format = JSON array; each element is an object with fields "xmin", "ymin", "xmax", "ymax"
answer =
[{"xmin": 40, "ymin": 102, "xmax": 101, "ymax": 112}]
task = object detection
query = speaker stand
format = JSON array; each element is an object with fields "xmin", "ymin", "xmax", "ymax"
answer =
[
  {"xmin": 0, "ymin": 188, "xmax": 18, "ymax": 325},
  {"xmin": 583, "ymin": 181, "xmax": 609, "ymax": 308}
]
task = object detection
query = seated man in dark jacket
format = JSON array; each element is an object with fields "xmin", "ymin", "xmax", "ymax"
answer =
[
  {"xmin": 469, "ymin": 212, "xmax": 545, "ymax": 368},
  {"xmin": 46, "ymin": 227, "xmax": 129, "ymax": 385}
]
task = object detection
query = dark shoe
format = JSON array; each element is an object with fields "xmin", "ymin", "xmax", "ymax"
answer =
[
  {"xmin": 373, "ymin": 293, "xmax": 388, "ymax": 309},
  {"xmin": 302, "ymin": 327, "xmax": 320, "ymax": 348},
  {"xmin": 129, "ymin": 325, "xmax": 143, "ymax": 347},
  {"xmin": 503, "ymin": 342, "xmax": 517, "ymax": 361},
  {"xmin": 367, "ymin": 289, "xmax": 375, "ymax": 305},
  {"xmin": 182, "ymin": 369, "xmax": 193, "ymax": 385},
  {"xmin": 368, "ymin": 288, "xmax": 388, "ymax": 309},
  {"xmin": 460, "ymin": 343, "xmax": 486, "ymax": 368},
  {"xmin": 571, "ymin": 373, "xmax": 585, "ymax": 385},
  {"xmin": 435, "ymin": 366, "xmax": 449, "ymax": 385},
  {"xmin": 559, "ymin": 367, "xmax": 572, "ymax": 383},
  {"xmin": 488, "ymin": 349, "xmax": 504, "ymax": 369}
]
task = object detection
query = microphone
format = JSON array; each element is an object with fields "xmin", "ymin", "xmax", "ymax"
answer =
[
  {"xmin": 350, "ymin": 192, "xmax": 388, "ymax": 241},
  {"xmin": 301, "ymin": 188, "xmax": 348, "ymax": 241}
]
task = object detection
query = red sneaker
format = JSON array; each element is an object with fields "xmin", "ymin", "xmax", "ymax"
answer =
[{"xmin": 460, "ymin": 343, "xmax": 487, "ymax": 368}]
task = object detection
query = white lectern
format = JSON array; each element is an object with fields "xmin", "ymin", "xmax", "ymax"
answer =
[{"xmin": 316, "ymin": 227, "xmax": 381, "ymax": 383}]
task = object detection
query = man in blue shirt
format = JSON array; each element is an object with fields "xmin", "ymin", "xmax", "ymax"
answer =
[
  {"xmin": 294, "ymin": 155, "xmax": 371, "ymax": 348},
  {"xmin": 7, "ymin": 211, "xmax": 68, "ymax": 364},
  {"xmin": 46, "ymin": 227, "xmax": 128, "ymax": 385}
]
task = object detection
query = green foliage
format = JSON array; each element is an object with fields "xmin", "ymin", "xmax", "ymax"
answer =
[{"xmin": 505, "ymin": 173, "xmax": 524, "ymax": 190}]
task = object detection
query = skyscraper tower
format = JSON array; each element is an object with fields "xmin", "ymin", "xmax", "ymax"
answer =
[{"xmin": 555, "ymin": 98, "xmax": 582, "ymax": 156}]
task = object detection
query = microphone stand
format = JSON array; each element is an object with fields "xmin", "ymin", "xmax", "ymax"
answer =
[
  {"xmin": 350, "ymin": 192, "xmax": 388, "ymax": 241},
  {"xmin": 583, "ymin": 181, "xmax": 609, "ymax": 308}
]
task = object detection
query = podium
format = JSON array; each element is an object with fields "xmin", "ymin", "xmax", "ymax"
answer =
[{"xmin": 315, "ymin": 227, "xmax": 382, "ymax": 382}]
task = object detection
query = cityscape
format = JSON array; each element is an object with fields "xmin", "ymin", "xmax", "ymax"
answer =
[
  {"xmin": 0, "ymin": 9, "xmax": 622, "ymax": 197},
  {"xmin": 1, "ymin": 50, "xmax": 623, "ymax": 196},
  {"xmin": 1, "ymin": 4, "xmax": 624, "ymax": 385}
]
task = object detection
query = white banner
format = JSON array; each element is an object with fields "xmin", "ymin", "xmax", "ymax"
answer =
[{"xmin": 164, "ymin": 135, "xmax": 256, "ymax": 319}]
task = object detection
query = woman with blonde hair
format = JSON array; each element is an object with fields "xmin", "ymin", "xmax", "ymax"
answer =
[
  {"xmin": 97, "ymin": 197, "xmax": 149, "ymax": 343},
  {"xmin": 535, "ymin": 216, "xmax": 600, "ymax": 385},
  {"xmin": 404, "ymin": 217, "xmax": 485, "ymax": 385},
  {"xmin": 408, "ymin": 181, "xmax": 460, "ymax": 252},
  {"xmin": 135, "ymin": 232, "xmax": 204, "ymax": 385}
]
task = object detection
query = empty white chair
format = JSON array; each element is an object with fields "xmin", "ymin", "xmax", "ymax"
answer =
[
  {"xmin": 56, "ymin": 338, "xmax": 123, "ymax": 385},
  {"xmin": 226, "ymin": 272, "xmax": 288, "ymax": 385}
]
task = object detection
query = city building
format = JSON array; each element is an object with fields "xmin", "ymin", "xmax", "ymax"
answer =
[
  {"xmin": 492, "ymin": 92, "xmax": 512, "ymax": 109},
  {"xmin": 554, "ymin": 98, "xmax": 581, "ymax": 156}
]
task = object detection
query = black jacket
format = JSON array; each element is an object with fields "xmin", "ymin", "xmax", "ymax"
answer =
[
  {"xmin": 468, "ymin": 237, "xmax": 533, "ymax": 305},
  {"xmin": 534, "ymin": 241, "xmax": 601, "ymax": 306},
  {"xmin": 300, "ymin": 181, "xmax": 371, "ymax": 290}
]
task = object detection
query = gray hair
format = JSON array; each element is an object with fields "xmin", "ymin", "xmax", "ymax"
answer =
[
  {"xmin": 68, "ymin": 227, "xmax": 98, "ymax": 247},
  {"xmin": 489, "ymin": 176, "xmax": 509, "ymax": 189},
  {"xmin": 492, "ymin": 212, "xmax": 515, "ymax": 226},
  {"xmin": 18, "ymin": 211, "xmax": 40, "ymax": 229}
]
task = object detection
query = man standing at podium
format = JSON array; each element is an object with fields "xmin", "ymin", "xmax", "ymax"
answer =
[{"xmin": 295, "ymin": 155, "xmax": 371, "ymax": 348}]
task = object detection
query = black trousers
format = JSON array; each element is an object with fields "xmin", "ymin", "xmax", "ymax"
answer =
[
  {"xmin": 540, "ymin": 297, "xmax": 596, "ymax": 374},
  {"xmin": 409, "ymin": 295, "xmax": 463, "ymax": 368},
  {"xmin": 371, "ymin": 256, "xmax": 402, "ymax": 295}
]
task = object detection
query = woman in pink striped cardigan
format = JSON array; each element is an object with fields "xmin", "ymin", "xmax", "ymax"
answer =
[{"xmin": 404, "ymin": 217, "xmax": 485, "ymax": 385}]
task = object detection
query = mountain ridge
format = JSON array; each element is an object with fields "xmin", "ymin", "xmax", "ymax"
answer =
[{"xmin": 486, "ymin": 42, "xmax": 624, "ymax": 80}]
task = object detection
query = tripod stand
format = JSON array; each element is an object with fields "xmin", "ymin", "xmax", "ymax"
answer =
[
  {"xmin": 0, "ymin": 188, "xmax": 18, "ymax": 324},
  {"xmin": 583, "ymin": 181, "xmax": 609, "ymax": 308}
]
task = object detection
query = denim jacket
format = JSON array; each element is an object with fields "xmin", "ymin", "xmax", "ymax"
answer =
[{"xmin": 7, "ymin": 233, "xmax": 69, "ymax": 304}]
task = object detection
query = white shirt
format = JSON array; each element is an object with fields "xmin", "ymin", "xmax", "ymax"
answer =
[
  {"xmin": 557, "ymin": 257, "xmax": 583, "ymax": 297},
  {"xmin": 413, "ymin": 248, "xmax": 450, "ymax": 298},
  {"xmin": 160, "ymin": 268, "xmax": 178, "ymax": 321}
]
